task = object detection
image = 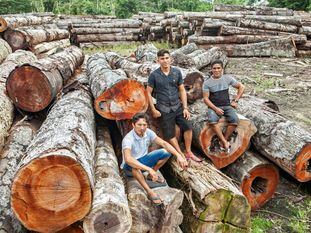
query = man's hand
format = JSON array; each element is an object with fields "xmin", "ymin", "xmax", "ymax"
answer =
[
  {"xmin": 183, "ymin": 108, "xmax": 190, "ymax": 120},
  {"xmin": 148, "ymin": 168, "xmax": 159, "ymax": 182},
  {"xmin": 214, "ymin": 107, "xmax": 224, "ymax": 115},
  {"xmin": 152, "ymin": 109, "xmax": 161, "ymax": 118},
  {"xmin": 177, "ymin": 155, "xmax": 188, "ymax": 170},
  {"xmin": 231, "ymin": 101, "xmax": 238, "ymax": 109}
]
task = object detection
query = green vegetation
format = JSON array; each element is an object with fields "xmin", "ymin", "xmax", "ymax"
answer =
[{"xmin": 251, "ymin": 216, "xmax": 274, "ymax": 233}]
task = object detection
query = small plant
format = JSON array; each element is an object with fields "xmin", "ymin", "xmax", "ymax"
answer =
[{"xmin": 251, "ymin": 216, "xmax": 273, "ymax": 233}]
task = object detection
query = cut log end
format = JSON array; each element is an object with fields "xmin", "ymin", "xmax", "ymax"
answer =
[
  {"xmin": 184, "ymin": 71, "xmax": 204, "ymax": 103},
  {"xmin": 199, "ymin": 117, "xmax": 256, "ymax": 168},
  {"xmin": 94, "ymin": 79, "xmax": 148, "ymax": 120},
  {"xmin": 11, "ymin": 155, "xmax": 92, "ymax": 232},
  {"xmin": 295, "ymin": 144, "xmax": 311, "ymax": 182},
  {"xmin": 0, "ymin": 17, "xmax": 8, "ymax": 32},
  {"xmin": 6, "ymin": 65, "xmax": 53, "ymax": 112},
  {"xmin": 241, "ymin": 164, "xmax": 279, "ymax": 210},
  {"xmin": 4, "ymin": 29, "xmax": 27, "ymax": 51}
]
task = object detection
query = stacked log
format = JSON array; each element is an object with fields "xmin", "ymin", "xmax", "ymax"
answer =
[
  {"xmin": 189, "ymin": 100, "xmax": 257, "ymax": 169},
  {"xmin": 83, "ymin": 127, "xmax": 132, "ymax": 233},
  {"xmin": 237, "ymin": 95, "xmax": 311, "ymax": 182},
  {"xmin": 31, "ymin": 38, "xmax": 71, "ymax": 58},
  {"xmin": 0, "ymin": 119, "xmax": 39, "ymax": 233},
  {"xmin": 0, "ymin": 38, "xmax": 12, "ymax": 63},
  {"xmin": 134, "ymin": 43, "xmax": 158, "ymax": 62},
  {"xmin": 6, "ymin": 46, "xmax": 84, "ymax": 112},
  {"xmin": 223, "ymin": 150, "xmax": 280, "ymax": 210},
  {"xmin": 11, "ymin": 85, "xmax": 96, "ymax": 232},
  {"xmin": 0, "ymin": 50, "xmax": 37, "ymax": 152}
]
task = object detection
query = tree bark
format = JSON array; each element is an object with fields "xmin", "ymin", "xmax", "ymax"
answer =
[
  {"xmin": 11, "ymin": 86, "xmax": 96, "ymax": 232},
  {"xmin": 299, "ymin": 26, "xmax": 311, "ymax": 36},
  {"xmin": 3, "ymin": 28, "xmax": 69, "ymax": 51},
  {"xmin": 171, "ymin": 43, "xmax": 199, "ymax": 57},
  {"xmin": 0, "ymin": 120, "xmax": 38, "ymax": 233},
  {"xmin": 237, "ymin": 95, "xmax": 311, "ymax": 182},
  {"xmin": 189, "ymin": 100, "xmax": 257, "ymax": 169},
  {"xmin": 31, "ymin": 39, "xmax": 71, "ymax": 55},
  {"xmin": 134, "ymin": 43, "xmax": 158, "ymax": 62},
  {"xmin": 0, "ymin": 15, "xmax": 54, "ymax": 32},
  {"xmin": 6, "ymin": 46, "xmax": 84, "ymax": 112},
  {"xmin": 296, "ymin": 50, "xmax": 311, "ymax": 57},
  {"xmin": 87, "ymin": 53, "xmax": 148, "ymax": 120},
  {"xmin": 75, "ymin": 34, "xmax": 140, "ymax": 43},
  {"xmin": 79, "ymin": 41, "xmax": 142, "ymax": 48},
  {"xmin": 67, "ymin": 20, "xmax": 142, "ymax": 28},
  {"xmin": 71, "ymin": 27, "xmax": 142, "ymax": 35},
  {"xmin": 219, "ymin": 25, "xmax": 294, "ymax": 36},
  {"xmin": 83, "ymin": 127, "xmax": 132, "ymax": 233},
  {"xmin": 223, "ymin": 150, "xmax": 279, "ymax": 210},
  {"xmin": 0, "ymin": 38, "xmax": 12, "ymax": 64}
]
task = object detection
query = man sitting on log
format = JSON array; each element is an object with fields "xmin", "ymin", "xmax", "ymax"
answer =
[
  {"xmin": 203, "ymin": 59, "xmax": 245, "ymax": 153},
  {"xmin": 147, "ymin": 49, "xmax": 202, "ymax": 162},
  {"xmin": 122, "ymin": 113, "xmax": 188, "ymax": 205}
]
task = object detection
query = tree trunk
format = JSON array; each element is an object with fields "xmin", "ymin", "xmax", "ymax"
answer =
[
  {"xmin": 134, "ymin": 43, "xmax": 158, "ymax": 62},
  {"xmin": 4, "ymin": 28, "xmax": 69, "ymax": 51},
  {"xmin": 171, "ymin": 43, "xmax": 199, "ymax": 57},
  {"xmin": 71, "ymin": 27, "xmax": 142, "ymax": 35},
  {"xmin": 6, "ymin": 46, "xmax": 84, "ymax": 112},
  {"xmin": 299, "ymin": 26, "xmax": 311, "ymax": 36},
  {"xmin": 67, "ymin": 20, "xmax": 142, "ymax": 28},
  {"xmin": 223, "ymin": 150, "xmax": 279, "ymax": 210},
  {"xmin": 237, "ymin": 18, "xmax": 298, "ymax": 33},
  {"xmin": 0, "ymin": 15, "xmax": 54, "ymax": 32},
  {"xmin": 79, "ymin": 41, "xmax": 142, "ymax": 48},
  {"xmin": 0, "ymin": 38, "xmax": 12, "ymax": 64},
  {"xmin": 11, "ymin": 86, "xmax": 96, "ymax": 232},
  {"xmin": 87, "ymin": 53, "xmax": 148, "ymax": 120},
  {"xmin": 198, "ymin": 37, "xmax": 296, "ymax": 57},
  {"xmin": 189, "ymin": 100, "xmax": 257, "ymax": 169},
  {"xmin": 296, "ymin": 50, "xmax": 311, "ymax": 57},
  {"xmin": 166, "ymin": 153, "xmax": 251, "ymax": 233},
  {"xmin": 31, "ymin": 39, "xmax": 71, "ymax": 55},
  {"xmin": 219, "ymin": 25, "xmax": 294, "ymax": 36},
  {"xmin": 0, "ymin": 120, "xmax": 38, "ymax": 233},
  {"xmin": 243, "ymin": 15, "xmax": 302, "ymax": 26},
  {"xmin": 75, "ymin": 34, "xmax": 140, "ymax": 43},
  {"xmin": 83, "ymin": 127, "xmax": 132, "ymax": 233},
  {"xmin": 237, "ymin": 95, "xmax": 311, "ymax": 182}
]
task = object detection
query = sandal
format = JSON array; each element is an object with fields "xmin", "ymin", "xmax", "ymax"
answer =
[{"xmin": 147, "ymin": 194, "xmax": 163, "ymax": 206}]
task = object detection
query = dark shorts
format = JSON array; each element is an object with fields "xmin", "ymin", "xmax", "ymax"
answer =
[
  {"xmin": 207, "ymin": 106, "xmax": 239, "ymax": 125},
  {"xmin": 123, "ymin": 149, "xmax": 171, "ymax": 171},
  {"xmin": 159, "ymin": 106, "xmax": 192, "ymax": 140}
]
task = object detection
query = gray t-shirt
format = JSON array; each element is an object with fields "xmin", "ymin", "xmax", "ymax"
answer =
[
  {"xmin": 202, "ymin": 74, "xmax": 238, "ymax": 107},
  {"xmin": 121, "ymin": 128, "xmax": 157, "ymax": 168}
]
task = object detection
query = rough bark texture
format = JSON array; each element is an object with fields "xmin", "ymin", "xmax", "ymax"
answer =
[
  {"xmin": 83, "ymin": 127, "xmax": 132, "ymax": 233},
  {"xmin": 189, "ymin": 100, "xmax": 257, "ymax": 169},
  {"xmin": 0, "ymin": 121, "xmax": 37, "ymax": 233},
  {"xmin": 223, "ymin": 150, "xmax": 279, "ymax": 210},
  {"xmin": 134, "ymin": 43, "xmax": 158, "ymax": 62},
  {"xmin": 75, "ymin": 34, "xmax": 140, "ymax": 43},
  {"xmin": 237, "ymin": 95, "xmax": 311, "ymax": 182},
  {"xmin": 11, "ymin": 86, "xmax": 96, "ymax": 232},
  {"xmin": 0, "ymin": 38, "xmax": 12, "ymax": 64},
  {"xmin": 166, "ymin": 153, "xmax": 251, "ymax": 233},
  {"xmin": 71, "ymin": 27, "xmax": 142, "ymax": 35},
  {"xmin": 6, "ymin": 46, "xmax": 84, "ymax": 112},
  {"xmin": 219, "ymin": 25, "xmax": 294, "ymax": 36},
  {"xmin": 87, "ymin": 53, "xmax": 148, "ymax": 120},
  {"xmin": 32, "ymin": 38, "xmax": 71, "ymax": 55},
  {"xmin": 237, "ymin": 19, "xmax": 298, "ymax": 33},
  {"xmin": 171, "ymin": 43, "xmax": 198, "ymax": 58}
]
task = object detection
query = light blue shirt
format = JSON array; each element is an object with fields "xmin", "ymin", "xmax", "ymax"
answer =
[{"xmin": 121, "ymin": 128, "xmax": 157, "ymax": 168}]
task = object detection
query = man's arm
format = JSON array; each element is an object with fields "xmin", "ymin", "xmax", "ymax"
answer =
[
  {"xmin": 178, "ymin": 84, "xmax": 190, "ymax": 120},
  {"xmin": 146, "ymin": 86, "xmax": 161, "ymax": 118},
  {"xmin": 153, "ymin": 136, "xmax": 188, "ymax": 169},
  {"xmin": 203, "ymin": 91, "xmax": 224, "ymax": 115},
  {"xmin": 231, "ymin": 82, "xmax": 245, "ymax": 108}
]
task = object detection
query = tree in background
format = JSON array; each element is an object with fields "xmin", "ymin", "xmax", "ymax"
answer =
[
  {"xmin": 268, "ymin": 0, "xmax": 310, "ymax": 11},
  {"xmin": 0, "ymin": 0, "xmax": 32, "ymax": 14}
]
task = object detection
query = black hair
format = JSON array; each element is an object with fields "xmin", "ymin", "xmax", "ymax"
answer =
[
  {"xmin": 157, "ymin": 49, "xmax": 170, "ymax": 57},
  {"xmin": 132, "ymin": 112, "xmax": 149, "ymax": 124},
  {"xmin": 211, "ymin": 59, "xmax": 224, "ymax": 68}
]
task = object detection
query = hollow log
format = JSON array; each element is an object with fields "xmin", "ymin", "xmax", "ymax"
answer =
[
  {"xmin": 166, "ymin": 151, "xmax": 251, "ymax": 232},
  {"xmin": 189, "ymin": 100, "xmax": 257, "ymax": 169},
  {"xmin": 223, "ymin": 150, "xmax": 279, "ymax": 210},
  {"xmin": 83, "ymin": 127, "xmax": 132, "ymax": 233},
  {"xmin": 0, "ymin": 15, "xmax": 54, "ymax": 32},
  {"xmin": 87, "ymin": 53, "xmax": 148, "ymax": 120},
  {"xmin": 11, "ymin": 86, "xmax": 96, "ymax": 232},
  {"xmin": 31, "ymin": 38, "xmax": 71, "ymax": 55},
  {"xmin": 0, "ymin": 120, "xmax": 38, "ymax": 233},
  {"xmin": 237, "ymin": 18, "xmax": 298, "ymax": 33},
  {"xmin": 199, "ymin": 37, "xmax": 296, "ymax": 57},
  {"xmin": 134, "ymin": 43, "xmax": 158, "ymax": 62},
  {"xmin": 237, "ymin": 95, "xmax": 311, "ymax": 182},
  {"xmin": 6, "ymin": 46, "xmax": 84, "ymax": 112},
  {"xmin": 3, "ymin": 28, "xmax": 69, "ymax": 51},
  {"xmin": 0, "ymin": 38, "xmax": 12, "ymax": 64}
]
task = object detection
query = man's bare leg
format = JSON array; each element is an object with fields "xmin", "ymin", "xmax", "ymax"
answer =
[
  {"xmin": 224, "ymin": 124, "xmax": 237, "ymax": 141},
  {"xmin": 210, "ymin": 123, "xmax": 230, "ymax": 150},
  {"xmin": 168, "ymin": 137, "xmax": 183, "ymax": 155},
  {"xmin": 132, "ymin": 168, "xmax": 162, "ymax": 204},
  {"xmin": 184, "ymin": 129, "xmax": 202, "ymax": 162},
  {"xmin": 153, "ymin": 157, "xmax": 170, "ymax": 171}
]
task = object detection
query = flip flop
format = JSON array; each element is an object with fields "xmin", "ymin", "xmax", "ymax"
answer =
[{"xmin": 147, "ymin": 194, "xmax": 163, "ymax": 206}]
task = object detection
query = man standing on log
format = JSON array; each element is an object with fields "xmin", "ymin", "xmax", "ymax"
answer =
[
  {"xmin": 147, "ymin": 49, "xmax": 201, "ymax": 162},
  {"xmin": 203, "ymin": 60, "xmax": 245, "ymax": 152},
  {"xmin": 122, "ymin": 113, "xmax": 188, "ymax": 205}
]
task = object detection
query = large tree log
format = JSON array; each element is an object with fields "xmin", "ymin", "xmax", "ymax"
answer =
[
  {"xmin": 0, "ymin": 120, "xmax": 38, "ymax": 233},
  {"xmin": 0, "ymin": 15, "xmax": 54, "ymax": 32},
  {"xmin": 83, "ymin": 127, "xmax": 132, "ymax": 233},
  {"xmin": 11, "ymin": 86, "xmax": 96, "ymax": 232},
  {"xmin": 189, "ymin": 100, "xmax": 257, "ymax": 169},
  {"xmin": 66, "ymin": 20, "xmax": 142, "ymax": 28},
  {"xmin": 198, "ymin": 37, "xmax": 296, "ymax": 57},
  {"xmin": 296, "ymin": 50, "xmax": 311, "ymax": 57},
  {"xmin": 237, "ymin": 95, "xmax": 311, "ymax": 182},
  {"xmin": 171, "ymin": 43, "xmax": 198, "ymax": 57},
  {"xmin": 71, "ymin": 27, "xmax": 142, "ymax": 35},
  {"xmin": 6, "ymin": 46, "xmax": 84, "ymax": 112},
  {"xmin": 0, "ymin": 38, "xmax": 12, "ymax": 64},
  {"xmin": 219, "ymin": 25, "xmax": 294, "ymax": 36},
  {"xmin": 299, "ymin": 26, "xmax": 311, "ymax": 36},
  {"xmin": 87, "ymin": 53, "xmax": 148, "ymax": 120},
  {"xmin": 75, "ymin": 34, "xmax": 140, "ymax": 44},
  {"xmin": 223, "ymin": 150, "xmax": 279, "ymax": 210},
  {"xmin": 79, "ymin": 41, "xmax": 143, "ymax": 49},
  {"xmin": 242, "ymin": 15, "xmax": 302, "ymax": 26},
  {"xmin": 31, "ymin": 38, "xmax": 71, "ymax": 55},
  {"xmin": 134, "ymin": 43, "xmax": 158, "ymax": 62},
  {"xmin": 166, "ymin": 152, "xmax": 251, "ymax": 232},
  {"xmin": 237, "ymin": 18, "xmax": 298, "ymax": 33}
]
